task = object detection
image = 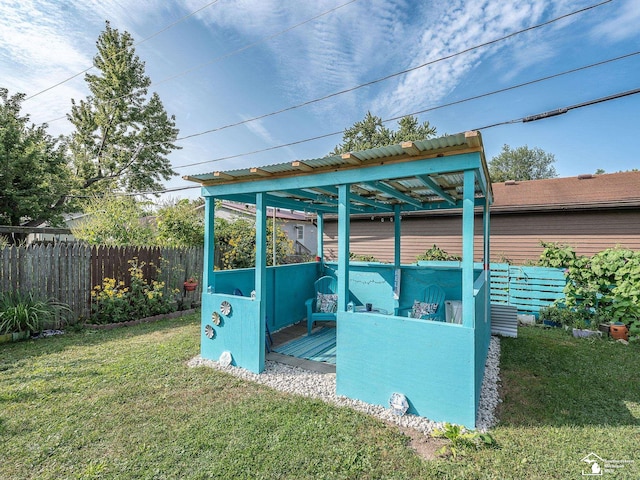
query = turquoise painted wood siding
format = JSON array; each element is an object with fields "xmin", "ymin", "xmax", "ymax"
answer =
[
  {"xmin": 336, "ymin": 313, "xmax": 478, "ymax": 427},
  {"xmin": 490, "ymin": 264, "xmax": 566, "ymax": 316},
  {"xmin": 201, "ymin": 262, "xmax": 320, "ymax": 372},
  {"xmin": 202, "ymin": 293, "xmax": 263, "ymax": 373}
]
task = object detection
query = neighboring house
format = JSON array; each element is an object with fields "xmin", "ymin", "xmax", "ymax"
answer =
[
  {"xmin": 22, "ymin": 213, "xmax": 90, "ymax": 245},
  {"xmin": 216, "ymin": 200, "xmax": 317, "ymax": 256},
  {"xmin": 323, "ymin": 171, "xmax": 640, "ymax": 264}
]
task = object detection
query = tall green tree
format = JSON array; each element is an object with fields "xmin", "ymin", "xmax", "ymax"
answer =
[
  {"xmin": 67, "ymin": 21, "xmax": 179, "ymax": 199},
  {"xmin": 155, "ymin": 198, "xmax": 204, "ymax": 248},
  {"xmin": 489, "ymin": 144, "xmax": 557, "ymax": 182},
  {"xmin": 330, "ymin": 112, "xmax": 437, "ymax": 154},
  {"xmin": 215, "ymin": 217, "xmax": 292, "ymax": 269},
  {"xmin": 71, "ymin": 196, "xmax": 154, "ymax": 246},
  {"xmin": 0, "ymin": 88, "xmax": 71, "ymax": 227}
]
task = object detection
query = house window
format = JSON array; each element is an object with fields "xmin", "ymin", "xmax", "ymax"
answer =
[{"xmin": 295, "ymin": 225, "xmax": 304, "ymax": 241}]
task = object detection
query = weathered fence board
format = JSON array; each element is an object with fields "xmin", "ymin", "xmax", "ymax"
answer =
[{"xmin": 0, "ymin": 244, "xmax": 203, "ymax": 323}]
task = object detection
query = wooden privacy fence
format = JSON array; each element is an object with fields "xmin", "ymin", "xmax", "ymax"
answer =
[
  {"xmin": 490, "ymin": 263, "xmax": 566, "ymax": 316},
  {"xmin": 0, "ymin": 244, "xmax": 203, "ymax": 322},
  {"xmin": 0, "ymin": 244, "xmax": 91, "ymax": 320}
]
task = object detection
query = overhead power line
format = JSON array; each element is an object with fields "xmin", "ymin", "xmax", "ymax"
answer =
[
  {"xmin": 174, "ymin": 0, "xmax": 613, "ymax": 144},
  {"xmin": 24, "ymin": 0, "xmax": 222, "ymax": 101},
  {"xmin": 475, "ymin": 87, "xmax": 640, "ymax": 130},
  {"xmin": 174, "ymin": 49, "xmax": 640, "ymax": 170},
  {"xmin": 157, "ymin": 0, "xmax": 359, "ymax": 87},
  {"xmin": 125, "ymin": 84, "xmax": 640, "ymax": 198}
]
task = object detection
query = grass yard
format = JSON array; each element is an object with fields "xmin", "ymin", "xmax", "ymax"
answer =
[{"xmin": 1, "ymin": 316, "xmax": 639, "ymax": 479}]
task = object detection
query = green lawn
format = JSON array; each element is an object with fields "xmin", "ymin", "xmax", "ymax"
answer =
[{"xmin": 1, "ymin": 316, "xmax": 639, "ymax": 479}]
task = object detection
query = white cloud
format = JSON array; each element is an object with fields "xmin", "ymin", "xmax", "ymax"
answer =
[
  {"xmin": 591, "ymin": 0, "xmax": 640, "ymax": 43},
  {"xmin": 371, "ymin": 0, "xmax": 554, "ymax": 118},
  {"xmin": 190, "ymin": 0, "xmax": 409, "ymax": 109}
]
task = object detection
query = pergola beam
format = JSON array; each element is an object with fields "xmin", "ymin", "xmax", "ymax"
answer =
[
  {"xmin": 291, "ymin": 160, "xmax": 313, "ymax": 172},
  {"xmin": 416, "ymin": 174, "xmax": 457, "ymax": 205},
  {"xmin": 366, "ymin": 181, "xmax": 423, "ymax": 208}
]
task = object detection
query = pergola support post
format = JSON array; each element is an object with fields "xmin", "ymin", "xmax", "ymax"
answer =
[
  {"xmin": 483, "ymin": 196, "xmax": 491, "ymax": 322},
  {"xmin": 317, "ymin": 212, "xmax": 324, "ymax": 262},
  {"xmin": 337, "ymin": 184, "xmax": 351, "ymax": 311},
  {"xmin": 203, "ymin": 196, "xmax": 216, "ymax": 292},
  {"xmin": 462, "ymin": 169, "xmax": 475, "ymax": 328},
  {"xmin": 394, "ymin": 204, "xmax": 401, "ymax": 268},
  {"xmin": 254, "ymin": 193, "xmax": 267, "ymax": 372}
]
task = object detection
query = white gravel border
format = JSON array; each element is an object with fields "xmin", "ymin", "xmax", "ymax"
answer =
[{"xmin": 188, "ymin": 335, "xmax": 500, "ymax": 435}]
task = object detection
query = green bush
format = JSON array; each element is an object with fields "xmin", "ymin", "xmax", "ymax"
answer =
[
  {"xmin": 539, "ymin": 243, "xmax": 640, "ymax": 339},
  {"xmin": 416, "ymin": 244, "xmax": 461, "ymax": 261},
  {"xmin": 90, "ymin": 257, "xmax": 179, "ymax": 324},
  {"xmin": 0, "ymin": 291, "xmax": 71, "ymax": 334}
]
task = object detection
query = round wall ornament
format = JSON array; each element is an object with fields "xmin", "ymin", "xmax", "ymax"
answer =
[
  {"xmin": 204, "ymin": 324, "xmax": 215, "ymax": 339},
  {"xmin": 220, "ymin": 301, "xmax": 232, "ymax": 316},
  {"xmin": 212, "ymin": 312, "xmax": 221, "ymax": 325}
]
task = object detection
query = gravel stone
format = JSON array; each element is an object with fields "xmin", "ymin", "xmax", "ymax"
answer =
[{"xmin": 188, "ymin": 335, "xmax": 500, "ymax": 435}]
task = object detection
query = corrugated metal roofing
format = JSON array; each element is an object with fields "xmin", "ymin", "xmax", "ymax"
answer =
[{"xmin": 183, "ymin": 131, "xmax": 491, "ymax": 213}]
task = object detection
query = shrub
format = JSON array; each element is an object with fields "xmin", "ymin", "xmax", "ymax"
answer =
[
  {"xmin": 416, "ymin": 245, "xmax": 461, "ymax": 261},
  {"xmin": 0, "ymin": 291, "xmax": 71, "ymax": 334},
  {"xmin": 539, "ymin": 243, "xmax": 640, "ymax": 339},
  {"xmin": 90, "ymin": 257, "xmax": 179, "ymax": 324},
  {"xmin": 349, "ymin": 252, "xmax": 379, "ymax": 262}
]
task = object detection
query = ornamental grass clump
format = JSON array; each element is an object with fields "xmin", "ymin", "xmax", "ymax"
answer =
[
  {"xmin": 91, "ymin": 258, "xmax": 179, "ymax": 324},
  {"xmin": 0, "ymin": 291, "xmax": 71, "ymax": 334}
]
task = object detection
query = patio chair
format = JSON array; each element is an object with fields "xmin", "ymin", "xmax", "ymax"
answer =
[
  {"xmin": 305, "ymin": 275, "xmax": 338, "ymax": 335},
  {"xmin": 407, "ymin": 285, "xmax": 446, "ymax": 321}
]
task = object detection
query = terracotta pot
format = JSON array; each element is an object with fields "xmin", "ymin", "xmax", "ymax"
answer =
[
  {"xmin": 609, "ymin": 324, "xmax": 628, "ymax": 341},
  {"xmin": 183, "ymin": 282, "xmax": 198, "ymax": 292}
]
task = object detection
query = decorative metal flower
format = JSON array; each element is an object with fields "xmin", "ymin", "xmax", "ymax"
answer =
[
  {"xmin": 205, "ymin": 324, "xmax": 215, "ymax": 339},
  {"xmin": 212, "ymin": 312, "xmax": 221, "ymax": 325},
  {"xmin": 220, "ymin": 301, "xmax": 232, "ymax": 316}
]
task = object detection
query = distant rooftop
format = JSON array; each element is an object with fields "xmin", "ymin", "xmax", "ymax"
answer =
[{"xmin": 491, "ymin": 170, "xmax": 640, "ymax": 212}]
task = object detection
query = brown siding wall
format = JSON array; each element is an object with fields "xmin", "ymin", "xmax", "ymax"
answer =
[{"xmin": 323, "ymin": 209, "xmax": 640, "ymax": 265}]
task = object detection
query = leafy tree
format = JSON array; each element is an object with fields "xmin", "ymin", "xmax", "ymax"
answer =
[
  {"xmin": 0, "ymin": 88, "xmax": 71, "ymax": 227},
  {"xmin": 66, "ymin": 21, "xmax": 179, "ymax": 200},
  {"xmin": 215, "ymin": 217, "xmax": 292, "ymax": 269},
  {"xmin": 489, "ymin": 144, "xmax": 557, "ymax": 182},
  {"xmin": 71, "ymin": 196, "xmax": 154, "ymax": 246},
  {"xmin": 156, "ymin": 198, "xmax": 204, "ymax": 248},
  {"xmin": 331, "ymin": 112, "xmax": 437, "ymax": 154}
]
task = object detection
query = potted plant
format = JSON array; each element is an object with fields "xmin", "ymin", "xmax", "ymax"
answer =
[{"xmin": 183, "ymin": 277, "xmax": 198, "ymax": 292}]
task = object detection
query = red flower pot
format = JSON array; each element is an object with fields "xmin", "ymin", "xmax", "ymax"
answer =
[{"xmin": 183, "ymin": 282, "xmax": 198, "ymax": 292}]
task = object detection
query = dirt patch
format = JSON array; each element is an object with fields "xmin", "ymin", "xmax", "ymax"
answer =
[{"xmin": 396, "ymin": 425, "xmax": 448, "ymax": 461}]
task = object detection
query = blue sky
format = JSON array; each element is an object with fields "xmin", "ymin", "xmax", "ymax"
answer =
[{"xmin": 1, "ymin": 0, "xmax": 639, "ymax": 201}]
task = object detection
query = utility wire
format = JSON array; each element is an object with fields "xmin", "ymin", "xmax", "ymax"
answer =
[
  {"xmin": 40, "ymin": 0, "xmax": 360, "ymax": 124},
  {"xmin": 173, "ymin": 0, "xmax": 613, "ymax": 143},
  {"xmin": 157, "ymin": 0, "xmax": 359, "ymax": 87},
  {"xmin": 475, "ymin": 87, "xmax": 640, "ymax": 130},
  {"xmin": 24, "ymin": 0, "xmax": 222, "ymax": 101},
  {"xmin": 124, "ymin": 84, "xmax": 640, "ymax": 197},
  {"xmin": 175, "ymin": 49, "xmax": 640, "ymax": 170}
]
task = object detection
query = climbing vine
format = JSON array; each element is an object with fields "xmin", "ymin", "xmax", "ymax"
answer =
[{"xmin": 539, "ymin": 242, "xmax": 640, "ymax": 340}]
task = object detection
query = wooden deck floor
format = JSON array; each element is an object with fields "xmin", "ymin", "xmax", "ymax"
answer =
[{"xmin": 267, "ymin": 321, "xmax": 336, "ymax": 374}]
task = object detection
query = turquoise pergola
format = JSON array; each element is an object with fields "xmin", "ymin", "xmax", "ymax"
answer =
[{"xmin": 185, "ymin": 131, "xmax": 493, "ymax": 428}]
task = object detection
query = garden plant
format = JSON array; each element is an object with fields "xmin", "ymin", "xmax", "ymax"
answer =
[
  {"xmin": 539, "ymin": 242, "xmax": 640, "ymax": 341},
  {"xmin": 91, "ymin": 257, "xmax": 180, "ymax": 324}
]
